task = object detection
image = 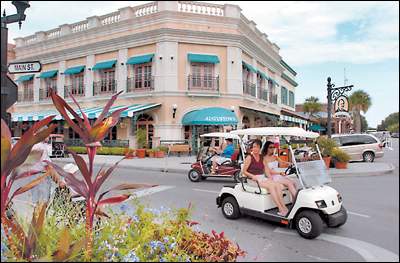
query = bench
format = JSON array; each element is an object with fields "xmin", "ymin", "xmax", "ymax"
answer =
[{"xmin": 168, "ymin": 144, "xmax": 191, "ymax": 156}]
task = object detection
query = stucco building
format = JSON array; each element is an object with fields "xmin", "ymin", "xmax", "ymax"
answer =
[{"xmin": 9, "ymin": 1, "xmax": 304, "ymax": 150}]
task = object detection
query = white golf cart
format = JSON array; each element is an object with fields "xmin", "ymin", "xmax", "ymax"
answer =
[{"xmin": 216, "ymin": 127, "xmax": 347, "ymax": 239}]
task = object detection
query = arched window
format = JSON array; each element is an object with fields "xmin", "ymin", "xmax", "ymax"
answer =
[{"xmin": 136, "ymin": 113, "xmax": 154, "ymax": 148}]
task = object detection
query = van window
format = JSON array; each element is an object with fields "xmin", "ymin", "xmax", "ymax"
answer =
[{"xmin": 340, "ymin": 135, "xmax": 377, "ymax": 146}]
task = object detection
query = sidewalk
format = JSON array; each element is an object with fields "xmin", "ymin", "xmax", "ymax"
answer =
[{"xmin": 52, "ymin": 155, "xmax": 395, "ymax": 177}]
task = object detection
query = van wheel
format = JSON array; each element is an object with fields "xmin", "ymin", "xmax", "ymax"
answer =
[
  {"xmin": 221, "ymin": 196, "xmax": 240, "ymax": 219},
  {"xmin": 363, "ymin": 151, "xmax": 375, "ymax": 162},
  {"xmin": 295, "ymin": 210, "xmax": 323, "ymax": 239},
  {"xmin": 188, "ymin": 169, "xmax": 201, "ymax": 182},
  {"xmin": 233, "ymin": 171, "xmax": 241, "ymax": 183}
]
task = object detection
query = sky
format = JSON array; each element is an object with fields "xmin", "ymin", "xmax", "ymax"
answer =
[{"xmin": 1, "ymin": 1, "xmax": 399, "ymax": 127}]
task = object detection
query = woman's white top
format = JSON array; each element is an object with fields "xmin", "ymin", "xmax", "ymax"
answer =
[{"xmin": 267, "ymin": 160, "xmax": 279, "ymax": 170}]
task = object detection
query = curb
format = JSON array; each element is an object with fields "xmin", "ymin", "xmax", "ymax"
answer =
[
  {"xmin": 331, "ymin": 163, "xmax": 395, "ymax": 178},
  {"xmin": 54, "ymin": 159, "xmax": 395, "ymax": 177}
]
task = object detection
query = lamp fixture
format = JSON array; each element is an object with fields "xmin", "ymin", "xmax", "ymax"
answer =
[
  {"xmin": 230, "ymin": 106, "xmax": 235, "ymax": 112},
  {"xmin": 172, "ymin": 104, "xmax": 177, "ymax": 119}
]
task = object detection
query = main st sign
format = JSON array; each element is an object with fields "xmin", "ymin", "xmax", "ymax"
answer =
[{"xmin": 8, "ymin": 61, "xmax": 42, "ymax": 74}]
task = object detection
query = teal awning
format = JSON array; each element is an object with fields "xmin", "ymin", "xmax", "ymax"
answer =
[
  {"xmin": 92, "ymin": 60, "xmax": 117, "ymax": 71},
  {"xmin": 182, "ymin": 107, "xmax": 238, "ymax": 126},
  {"xmin": 39, "ymin": 70, "xmax": 58, "ymax": 79},
  {"xmin": 126, "ymin": 54, "xmax": 154, "ymax": 65},
  {"xmin": 187, "ymin": 53, "xmax": 220, "ymax": 64},
  {"xmin": 16, "ymin": 74, "xmax": 34, "ymax": 82},
  {"xmin": 64, "ymin": 65, "xmax": 85, "ymax": 75},
  {"xmin": 242, "ymin": 62, "xmax": 257, "ymax": 73},
  {"xmin": 309, "ymin": 124, "xmax": 326, "ymax": 132},
  {"xmin": 257, "ymin": 70, "xmax": 269, "ymax": 80}
]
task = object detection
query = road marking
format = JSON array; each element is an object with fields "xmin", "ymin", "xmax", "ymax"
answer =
[
  {"xmin": 131, "ymin": 185, "xmax": 175, "ymax": 198},
  {"xmin": 192, "ymin": 188, "xmax": 220, "ymax": 194},
  {"xmin": 274, "ymin": 228, "xmax": 399, "ymax": 262},
  {"xmin": 348, "ymin": 211, "xmax": 371, "ymax": 218}
]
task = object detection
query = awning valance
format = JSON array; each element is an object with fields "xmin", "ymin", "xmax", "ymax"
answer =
[
  {"xmin": 92, "ymin": 60, "xmax": 117, "ymax": 71},
  {"xmin": 16, "ymin": 74, "xmax": 34, "ymax": 82},
  {"xmin": 39, "ymin": 70, "xmax": 58, "ymax": 79},
  {"xmin": 11, "ymin": 103, "xmax": 161, "ymax": 122},
  {"xmin": 126, "ymin": 54, "xmax": 154, "ymax": 65},
  {"xmin": 182, "ymin": 107, "xmax": 238, "ymax": 126},
  {"xmin": 242, "ymin": 62, "xmax": 257, "ymax": 73},
  {"xmin": 187, "ymin": 53, "xmax": 220, "ymax": 64},
  {"xmin": 309, "ymin": 124, "xmax": 326, "ymax": 132},
  {"xmin": 64, "ymin": 65, "xmax": 85, "ymax": 75}
]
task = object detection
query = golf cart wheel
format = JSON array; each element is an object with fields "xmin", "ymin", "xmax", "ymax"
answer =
[
  {"xmin": 188, "ymin": 169, "xmax": 202, "ymax": 182},
  {"xmin": 233, "ymin": 171, "xmax": 241, "ymax": 183},
  {"xmin": 295, "ymin": 210, "xmax": 323, "ymax": 239},
  {"xmin": 363, "ymin": 151, "xmax": 375, "ymax": 162},
  {"xmin": 221, "ymin": 196, "xmax": 240, "ymax": 219}
]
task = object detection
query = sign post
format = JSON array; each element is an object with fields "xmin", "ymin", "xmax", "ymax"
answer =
[{"xmin": 326, "ymin": 77, "xmax": 353, "ymax": 137}]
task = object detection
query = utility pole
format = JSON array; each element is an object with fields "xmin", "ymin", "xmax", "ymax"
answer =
[{"xmin": 1, "ymin": 1, "xmax": 30, "ymax": 125}]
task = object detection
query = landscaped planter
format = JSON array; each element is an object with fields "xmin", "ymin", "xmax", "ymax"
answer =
[
  {"xmin": 155, "ymin": 151, "xmax": 165, "ymax": 158},
  {"xmin": 335, "ymin": 161, "xmax": 348, "ymax": 169},
  {"xmin": 136, "ymin": 149, "xmax": 146, "ymax": 158},
  {"xmin": 279, "ymin": 148, "xmax": 290, "ymax": 168},
  {"xmin": 147, "ymin": 150, "xmax": 155, "ymax": 158}
]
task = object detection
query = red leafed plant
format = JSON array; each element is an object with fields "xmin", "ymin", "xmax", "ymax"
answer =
[
  {"xmin": 47, "ymin": 88, "xmax": 156, "ymax": 258},
  {"xmin": 1, "ymin": 116, "xmax": 56, "ymax": 221}
]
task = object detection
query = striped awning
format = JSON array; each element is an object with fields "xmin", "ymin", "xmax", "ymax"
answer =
[
  {"xmin": 11, "ymin": 103, "xmax": 161, "ymax": 122},
  {"xmin": 92, "ymin": 60, "xmax": 117, "ymax": 71},
  {"xmin": 64, "ymin": 65, "xmax": 85, "ymax": 75},
  {"xmin": 257, "ymin": 69, "xmax": 269, "ymax": 80},
  {"xmin": 280, "ymin": 115, "xmax": 307, "ymax": 125},
  {"xmin": 242, "ymin": 62, "xmax": 257, "ymax": 73},
  {"xmin": 187, "ymin": 53, "xmax": 220, "ymax": 64}
]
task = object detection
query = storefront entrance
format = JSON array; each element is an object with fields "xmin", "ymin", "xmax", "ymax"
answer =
[{"xmin": 136, "ymin": 113, "xmax": 154, "ymax": 148}]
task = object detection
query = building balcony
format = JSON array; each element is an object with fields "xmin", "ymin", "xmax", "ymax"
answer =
[
  {"xmin": 126, "ymin": 76, "xmax": 154, "ymax": 93},
  {"xmin": 243, "ymin": 81, "xmax": 256, "ymax": 97},
  {"xmin": 188, "ymin": 75, "xmax": 219, "ymax": 92},
  {"xmin": 93, "ymin": 80, "xmax": 117, "ymax": 96},
  {"xmin": 64, "ymin": 84, "xmax": 85, "ymax": 98},
  {"xmin": 17, "ymin": 91, "xmax": 34, "ymax": 103}
]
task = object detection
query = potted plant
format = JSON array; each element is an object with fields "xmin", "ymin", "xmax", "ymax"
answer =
[
  {"xmin": 146, "ymin": 149, "xmax": 155, "ymax": 158},
  {"xmin": 313, "ymin": 136, "xmax": 338, "ymax": 169},
  {"xmin": 136, "ymin": 128, "xmax": 147, "ymax": 158},
  {"xmin": 331, "ymin": 147, "xmax": 350, "ymax": 169},
  {"xmin": 155, "ymin": 146, "xmax": 168, "ymax": 158},
  {"xmin": 124, "ymin": 148, "xmax": 135, "ymax": 159},
  {"xmin": 278, "ymin": 144, "xmax": 290, "ymax": 168}
]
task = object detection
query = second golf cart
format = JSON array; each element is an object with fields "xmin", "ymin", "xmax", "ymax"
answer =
[
  {"xmin": 188, "ymin": 132, "xmax": 242, "ymax": 182},
  {"xmin": 216, "ymin": 127, "xmax": 347, "ymax": 239}
]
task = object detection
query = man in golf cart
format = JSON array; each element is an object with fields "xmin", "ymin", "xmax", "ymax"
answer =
[{"xmin": 210, "ymin": 138, "xmax": 235, "ymax": 174}]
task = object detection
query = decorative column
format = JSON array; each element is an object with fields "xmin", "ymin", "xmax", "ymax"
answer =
[
  {"xmin": 33, "ymin": 74, "xmax": 40, "ymax": 102},
  {"xmin": 118, "ymin": 49, "xmax": 128, "ymax": 93},
  {"xmin": 58, "ymin": 61, "xmax": 66, "ymax": 99},
  {"xmin": 155, "ymin": 41, "xmax": 178, "ymax": 92},
  {"xmin": 85, "ymin": 55, "xmax": 95, "ymax": 98},
  {"xmin": 252, "ymin": 58, "xmax": 257, "ymax": 98},
  {"xmin": 226, "ymin": 46, "xmax": 243, "ymax": 95}
]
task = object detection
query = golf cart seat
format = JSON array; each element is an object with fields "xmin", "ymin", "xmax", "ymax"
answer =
[{"xmin": 239, "ymin": 177, "xmax": 289, "ymax": 195}]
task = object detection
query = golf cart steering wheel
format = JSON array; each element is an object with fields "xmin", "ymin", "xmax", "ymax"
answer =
[{"xmin": 284, "ymin": 163, "xmax": 297, "ymax": 175}]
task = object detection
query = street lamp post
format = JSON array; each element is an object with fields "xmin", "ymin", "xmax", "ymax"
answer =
[
  {"xmin": 1, "ymin": 1, "xmax": 30, "ymax": 124},
  {"xmin": 326, "ymin": 77, "xmax": 353, "ymax": 138}
]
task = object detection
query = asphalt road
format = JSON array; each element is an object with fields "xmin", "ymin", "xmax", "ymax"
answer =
[
  {"xmin": 13, "ymin": 139, "xmax": 399, "ymax": 261},
  {"xmin": 100, "ymin": 139, "xmax": 399, "ymax": 262}
]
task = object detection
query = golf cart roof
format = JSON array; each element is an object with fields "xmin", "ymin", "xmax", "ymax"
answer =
[
  {"xmin": 200, "ymin": 132, "xmax": 240, "ymax": 140},
  {"xmin": 231, "ymin": 127, "xmax": 319, "ymax": 138}
]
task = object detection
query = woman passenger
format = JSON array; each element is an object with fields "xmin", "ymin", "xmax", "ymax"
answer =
[{"xmin": 242, "ymin": 139, "xmax": 289, "ymax": 216}]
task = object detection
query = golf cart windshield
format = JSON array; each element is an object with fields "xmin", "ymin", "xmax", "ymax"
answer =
[{"xmin": 295, "ymin": 159, "xmax": 332, "ymax": 188}]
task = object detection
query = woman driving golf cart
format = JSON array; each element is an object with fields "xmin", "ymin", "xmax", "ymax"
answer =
[
  {"xmin": 210, "ymin": 138, "xmax": 235, "ymax": 174},
  {"xmin": 242, "ymin": 139, "xmax": 289, "ymax": 216},
  {"xmin": 262, "ymin": 141, "xmax": 297, "ymax": 200}
]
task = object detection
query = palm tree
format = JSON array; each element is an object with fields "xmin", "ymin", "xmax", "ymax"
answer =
[
  {"xmin": 349, "ymin": 90, "xmax": 372, "ymax": 133},
  {"xmin": 303, "ymin": 96, "xmax": 322, "ymax": 119}
]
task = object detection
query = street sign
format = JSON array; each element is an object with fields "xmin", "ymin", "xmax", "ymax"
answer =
[
  {"xmin": 333, "ymin": 111, "xmax": 350, "ymax": 118},
  {"xmin": 334, "ymin": 95, "xmax": 350, "ymax": 118},
  {"xmin": 8, "ymin": 61, "xmax": 41, "ymax": 74}
]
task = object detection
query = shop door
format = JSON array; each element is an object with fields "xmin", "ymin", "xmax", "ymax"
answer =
[{"xmin": 136, "ymin": 114, "xmax": 154, "ymax": 148}]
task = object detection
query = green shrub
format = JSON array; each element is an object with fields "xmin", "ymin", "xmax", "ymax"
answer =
[
  {"xmin": 109, "ymin": 147, "xmax": 126, "ymax": 155},
  {"xmin": 331, "ymin": 147, "xmax": 350, "ymax": 162},
  {"xmin": 136, "ymin": 128, "xmax": 147, "ymax": 149},
  {"xmin": 157, "ymin": 146, "xmax": 169, "ymax": 153},
  {"xmin": 67, "ymin": 146, "xmax": 87, "ymax": 154}
]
